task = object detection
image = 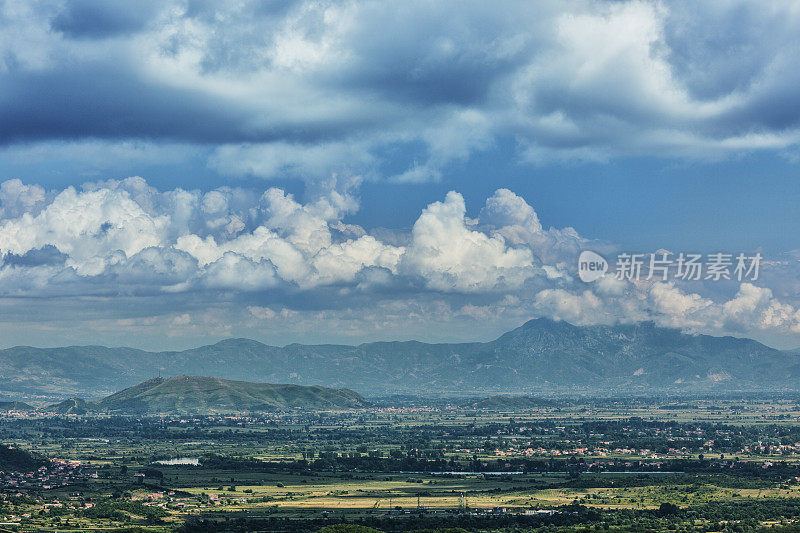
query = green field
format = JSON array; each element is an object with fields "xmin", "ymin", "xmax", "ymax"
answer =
[{"xmin": 5, "ymin": 398, "xmax": 800, "ymax": 531}]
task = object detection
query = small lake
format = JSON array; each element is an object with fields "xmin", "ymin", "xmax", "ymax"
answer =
[{"xmin": 154, "ymin": 457, "xmax": 200, "ymax": 466}]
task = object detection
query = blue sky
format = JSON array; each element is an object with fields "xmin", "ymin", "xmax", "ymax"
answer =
[
  {"xmin": 1, "ymin": 0, "xmax": 800, "ymax": 349},
  {"xmin": 2, "ymin": 141, "xmax": 797, "ymax": 255}
]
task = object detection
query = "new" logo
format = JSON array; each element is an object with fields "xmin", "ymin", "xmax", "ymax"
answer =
[{"xmin": 578, "ymin": 250, "xmax": 608, "ymax": 282}]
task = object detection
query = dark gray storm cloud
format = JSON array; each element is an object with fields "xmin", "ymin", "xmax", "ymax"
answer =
[
  {"xmin": 2, "ymin": 0, "xmax": 800, "ymax": 180},
  {"xmin": 51, "ymin": 0, "xmax": 163, "ymax": 39},
  {"xmin": 0, "ymin": 61, "xmax": 383, "ymax": 145}
]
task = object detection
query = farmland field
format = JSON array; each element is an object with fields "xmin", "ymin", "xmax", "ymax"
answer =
[{"xmin": 5, "ymin": 397, "xmax": 800, "ymax": 531}]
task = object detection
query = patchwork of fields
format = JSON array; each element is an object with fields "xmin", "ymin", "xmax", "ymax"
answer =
[{"xmin": 4, "ymin": 398, "xmax": 800, "ymax": 531}]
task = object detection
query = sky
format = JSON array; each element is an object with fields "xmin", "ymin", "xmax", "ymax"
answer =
[{"xmin": 2, "ymin": 0, "xmax": 800, "ymax": 350}]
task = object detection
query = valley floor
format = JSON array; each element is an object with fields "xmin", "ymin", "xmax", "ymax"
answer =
[{"xmin": 3, "ymin": 397, "xmax": 800, "ymax": 531}]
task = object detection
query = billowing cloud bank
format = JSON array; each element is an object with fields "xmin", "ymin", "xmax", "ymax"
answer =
[
  {"xmin": 0, "ymin": 178, "xmax": 564, "ymax": 294},
  {"xmin": 3, "ymin": 1, "xmax": 800, "ymax": 178},
  {"xmin": 0, "ymin": 177, "xmax": 799, "ymax": 348}
]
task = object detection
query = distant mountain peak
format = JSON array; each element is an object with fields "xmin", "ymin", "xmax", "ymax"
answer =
[
  {"xmin": 211, "ymin": 338, "xmax": 270, "ymax": 348},
  {"xmin": 0, "ymin": 319, "xmax": 797, "ymax": 399}
]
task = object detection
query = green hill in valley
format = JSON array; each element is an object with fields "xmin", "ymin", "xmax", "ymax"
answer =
[
  {"xmin": 0, "ymin": 444, "xmax": 47, "ymax": 472},
  {"xmin": 99, "ymin": 375, "xmax": 368, "ymax": 414},
  {"xmin": 99, "ymin": 376, "xmax": 165, "ymax": 412},
  {"xmin": 0, "ymin": 401, "xmax": 33, "ymax": 411},
  {"xmin": 45, "ymin": 398, "xmax": 96, "ymax": 415}
]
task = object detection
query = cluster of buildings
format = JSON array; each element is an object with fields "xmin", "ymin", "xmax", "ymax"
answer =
[
  {"xmin": 492, "ymin": 446, "xmax": 661, "ymax": 458},
  {"xmin": 0, "ymin": 459, "xmax": 96, "ymax": 489},
  {"xmin": 740, "ymin": 443, "xmax": 800, "ymax": 455}
]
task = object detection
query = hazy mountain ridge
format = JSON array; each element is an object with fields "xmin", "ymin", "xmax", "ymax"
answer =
[{"xmin": 2, "ymin": 318, "xmax": 799, "ymax": 399}]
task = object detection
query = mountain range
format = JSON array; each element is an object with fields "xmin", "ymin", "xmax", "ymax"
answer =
[{"xmin": 2, "ymin": 318, "xmax": 799, "ymax": 400}]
